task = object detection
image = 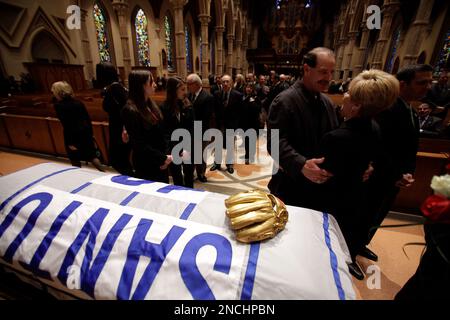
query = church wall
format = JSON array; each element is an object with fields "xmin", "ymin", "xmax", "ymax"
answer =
[
  {"xmin": 0, "ymin": 0, "xmax": 252, "ymax": 83},
  {"xmin": 184, "ymin": 11, "xmax": 199, "ymax": 75},
  {"xmin": 127, "ymin": 0, "xmax": 162, "ymax": 73},
  {"xmin": 333, "ymin": 1, "xmax": 450, "ymax": 77},
  {"xmin": 158, "ymin": 0, "xmax": 174, "ymax": 76},
  {"xmin": 84, "ymin": 0, "xmax": 122, "ymax": 73},
  {"xmin": 418, "ymin": 4, "xmax": 449, "ymax": 66},
  {"xmin": 0, "ymin": 0, "xmax": 85, "ymax": 78}
]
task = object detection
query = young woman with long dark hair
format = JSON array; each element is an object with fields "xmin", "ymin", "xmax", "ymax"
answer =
[
  {"xmin": 121, "ymin": 70, "xmax": 172, "ymax": 182},
  {"xmin": 161, "ymin": 76, "xmax": 195, "ymax": 188}
]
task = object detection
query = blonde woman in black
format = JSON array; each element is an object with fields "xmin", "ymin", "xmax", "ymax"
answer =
[
  {"xmin": 121, "ymin": 70, "xmax": 172, "ymax": 182},
  {"xmin": 51, "ymin": 81, "xmax": 104, "ymax": 171}
]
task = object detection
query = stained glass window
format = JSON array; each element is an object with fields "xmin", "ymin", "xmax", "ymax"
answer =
[
  {"xmin": 93, "ymin": 2, "xmax": 111, "ymax": 62},
  {"xmin": 164, "ymin": 15, "xmax": 175, "ymax": 72},
  {"xmin": 185, "ymin": 25, "xmax": 193, "ymax": 73},
  {"xmin": 276, "ymin": 0, "xmax": 282, "ymax": 10},
  {"xmin": 385, "ymin": 26, "xmax": 401, "ymax": 73},
  {"xmin": 435, "ymin": 29, "xmax": 450, "ymax": 74},
  {"xmin": 134, "ymin": 9, "xmax": 150, "ymax": 66}
]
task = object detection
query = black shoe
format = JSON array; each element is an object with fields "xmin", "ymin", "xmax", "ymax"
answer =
[
  {"xmin": 210, "ymin": 164, "xmax": 221, "ymax": 171},
  {"xmin": 198, "ymin": 175, "xmax": 208, "ymax": 183},
  {"xmin": 348, "ymin": 262, "xmax": 365, "ymax": 280},
  {"xmin": 359, "ymin": 247, "xmax": 378, "ymax": 262},
  {"xmin": 245, "ymin": 159, "xmax": 250, "ymax": 165},
  {"xmin": 226, "ymin": 166, "xmax": 234, "ymax": 174}
]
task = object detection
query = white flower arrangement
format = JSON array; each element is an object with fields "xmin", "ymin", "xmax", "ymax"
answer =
[{"xmin": 430, "ymin": 174, "xmax": 450, "ymax": 199}]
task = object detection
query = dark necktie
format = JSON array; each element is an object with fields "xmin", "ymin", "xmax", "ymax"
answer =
[{"xmin": 223, "ymin": 91, "xmax": 229, "ymax": 108}]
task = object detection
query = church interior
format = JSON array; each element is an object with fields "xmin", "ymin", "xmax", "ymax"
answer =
[{"xmin": 0, "ymin": 0, "xmax": 449, "ymax": 301}]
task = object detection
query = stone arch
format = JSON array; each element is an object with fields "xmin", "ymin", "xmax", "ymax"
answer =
[{"xmin": 30, "ymin": 29, "xmax": 67, "ymax": 63}]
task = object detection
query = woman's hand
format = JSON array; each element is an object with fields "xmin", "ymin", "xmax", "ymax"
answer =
[
  {"xmin": 121, "ymin": 127, "xmax": 129, "ymax": 143},
  {"xmin": 160, "ymin": 155, "xmax": 173, "ymax": 170},
  {"xmin": 181, "ymin": 150, "xmax": 190, "ymax": 162},
  {"xmin": 301, "ymin": 158, "xmax": 333, "ymax": 184}
]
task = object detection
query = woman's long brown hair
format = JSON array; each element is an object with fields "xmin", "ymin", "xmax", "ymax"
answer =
[
  {"xmin": 165, "ymin": 76, "xmax": 186, "ymax": 114},
  {"xmin": 127, "ymin": 70, "xmax": 162, "ymax": 125}
]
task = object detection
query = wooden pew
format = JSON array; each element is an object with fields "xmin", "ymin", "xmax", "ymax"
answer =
[
  {"xmin": 1, "ymin": 114, "xmax": 56, "ymax": 154},
  {"xmin": 0, "ymin": 114, "xmax": 110, "ymax": 165},
  {"xmin": 393, "ymin": 151, "xmax": 449, "ymax": 215}
]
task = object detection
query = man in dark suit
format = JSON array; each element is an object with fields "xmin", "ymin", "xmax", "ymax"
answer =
[
  {"xmin": 211, "ymin": 74, "xmax": 243, "ymax": 174},
  {"xmin": 266, "ymin": 47, "xmax": 338, "ymax": 210},
  {"xmin": 426, "ymin": 71, "xmax": 450, "ymax": 118},
  {"xmin": 210, "ymin": 75, "xmax": 223, "ymax": 96},
  {"xmin": 364, "ymin": 64, "xmax": 434, "ymax": 261},
  {"xmin": 186, "ymin": 73, "xmax": 214, "ymax": 182},
  {"xmin": 417, "ymin": 102, "xmax": 443, "ymax": 137}
]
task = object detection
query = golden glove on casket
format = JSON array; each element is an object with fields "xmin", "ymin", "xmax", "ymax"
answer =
[{"xmin": 224, "ymin": 190, "xmax": 288, "ymax": 243}]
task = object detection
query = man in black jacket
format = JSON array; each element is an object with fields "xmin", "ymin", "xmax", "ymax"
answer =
[
  {"xmin": 212, "ymin": 74, "xmax": 243, "ymax": 174},
  {"xmin": 364, "ymin": 64, "xmax": 433, "ymax": 261},
  {"xmin": 186, "ymin": 73, "xmax": 214, "ymax": 182},
  {"xmin": 267, "ymin": 47, "xmax": 339, "ymax": 210},
  {"xmin": 417, "ymin": 102, "xmax": 443, "ymax": 137}
]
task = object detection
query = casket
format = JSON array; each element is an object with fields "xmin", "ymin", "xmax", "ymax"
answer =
[{"xmin": 0, "ymin": 163, "xmax": 355, "ymax": 300}]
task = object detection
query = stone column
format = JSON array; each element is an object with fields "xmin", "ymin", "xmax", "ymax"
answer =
[
  {"xmin": 334, "ymin": 42, "xmax": 345, "ymax": 80},
  {"xmin": 402, "ymin": 0, "xmax": 434, "ymax": 66},
  {"xmin": 353, "ymin": 25, "xmax": 370, "ymax": 76},
  {"xmin": 170, "ymin": 0, "xmax": 188, "ymax": 77},
  {"xmin": 198, "ymin": 14, "xmax": 211, "ymax": 86},
  {"xmin": 343, "ymin": 32, "xmax": 357, "ymax": 80},
  {"xmin": 215, "ymin": 26, "xmax": 225, "ymax": 76},
  {"xmin": 371, "ymin": 0, "xmax": 400, "ymax": 70},
  {"xmin": 241, "ymin": 33, "xmax": 249, "ymax": 75},
  {"xmin": 80, "ymin": 9, "xmax": 94, "ymax": 82},
  {"xmin": 227, "ymin": 34, "xmax": 235, "ymax": 75},
  {"xmin": 112, "ymin": 0, "xmax": 131, "ymax": 82},
  {"xmin": 235, "ymin": 39, "xmax": 242, "ymax": 74}
]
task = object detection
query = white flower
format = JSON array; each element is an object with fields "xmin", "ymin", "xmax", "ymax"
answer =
[{"xmin": 430, "ymin": 174, "xmax": 450, "ymax": 198}]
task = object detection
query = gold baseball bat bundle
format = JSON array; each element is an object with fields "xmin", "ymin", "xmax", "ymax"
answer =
[{"xmin": 224, "ymin": 190, "xmax": 288, "ymax": 243}]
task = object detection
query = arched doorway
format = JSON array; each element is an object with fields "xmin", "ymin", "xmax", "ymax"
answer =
[{"xmin": 31, "ymin": 30, "xmax": 67, "ymax": 63}]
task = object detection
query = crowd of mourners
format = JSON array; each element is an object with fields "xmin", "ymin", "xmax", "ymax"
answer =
[
  {"xmin": 34, "ymin": 47, "xmax": 450, "ymax": 300},
  {"xmin": 49, "ymin": 64, "xmax": 301, "ymax": 184}
]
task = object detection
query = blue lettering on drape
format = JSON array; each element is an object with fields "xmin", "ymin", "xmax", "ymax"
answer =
[
  {"xmin": 179, "ymin": 233, "xmax": 233, "ymax": 299},
  {"xmin": 0, "ymin": 192, "xmax": 53, "ymax": 263},
  {"xmin": 20, "ymin": 200, "xmax": 82, "ymax": 279},
  {"xmin": 81, "ymin": 213, "xmax": 133, "ymax": 297},
  {"xmin": 57, "ymin": 207, "xmax": 109, "ymax": 286},
  {"xmin": 111, "ymin": 175, "xmax": 154, "ymax": 186},
  {"xmin": 117, "ymin": 219, "xmax": 185, "ymax": 300}
]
